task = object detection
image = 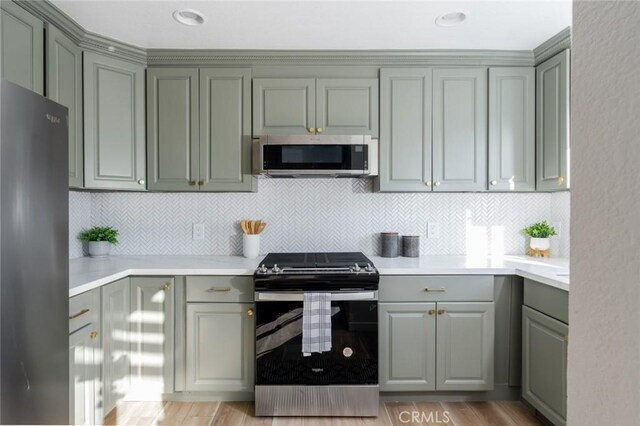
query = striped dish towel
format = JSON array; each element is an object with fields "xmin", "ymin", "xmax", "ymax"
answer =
[{"xmin": 302, "ymin": 292, "xmax": 332, "ymax": 357}]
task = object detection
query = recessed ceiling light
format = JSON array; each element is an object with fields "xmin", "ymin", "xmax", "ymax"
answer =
[
  {"xmin": 435, "ymin": 12, "xmax": 467, "ymax": 27},
  {"xmin": 172, "ymin": 9, "xmax": 207, "ymax": 26}
]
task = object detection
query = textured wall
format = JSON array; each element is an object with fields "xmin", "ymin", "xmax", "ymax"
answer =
[
  {"xmin": 69, "ymin": 179, "xmax": 565, "ymax": 258},
  {"xmin": 69, "ymin": 191, "xmax": 92, "ymax": 258},
  {"xmin": 570, "ymin": 2, "xmax": 640, "ymax": 425}
]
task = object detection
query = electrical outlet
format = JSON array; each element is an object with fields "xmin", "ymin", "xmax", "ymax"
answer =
[
  {"xmin": 427, "ymin": 222, "xmax": 440, "ymax": 239},
  {"xmin": 193, "ymin": 223, "xmax": 205, "ymax": 241}
]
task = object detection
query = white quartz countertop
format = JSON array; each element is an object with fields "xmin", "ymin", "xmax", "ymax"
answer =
[{"xmin": 69, "ymin": 254, "xmax": 569, "ymax": 297}]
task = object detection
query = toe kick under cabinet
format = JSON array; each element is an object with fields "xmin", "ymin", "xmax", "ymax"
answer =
[{"xmin": 378, "ymin": 276, "xmax": 495, "ymax": 392}]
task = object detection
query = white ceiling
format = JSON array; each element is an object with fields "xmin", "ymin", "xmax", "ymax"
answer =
[{"xmin": 50, "ymin": 0, "xmax": 572, "ymax": 50}]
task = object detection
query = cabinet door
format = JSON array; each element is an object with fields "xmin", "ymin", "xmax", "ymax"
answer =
[
  {"xmin": 101, "ymin": 278, "xmax": 131, "ymax": 415},
  {"xmin": 129, "ymin": 277, "xmax": 174, "ymax": 398},
  {"xmin": 185, "ymin": 303, "xmax": 254, "ymax": 391},
  {"xmin": 47, "ymin": 24, "xmax": 84, "ymax": 188},
  {"xmin": 146, "ymin": 68, "xmax": 199, "ymax": 191},
  {"xmin": 84, "ymin": 52, "xmax": 146, "ymax": 190},
  {"xmin": 69, "ymin": 327, "xmax": 98, "ymax": 426},
  {"xmin": 379, "ymin": 302, "xmax": 436, "ymax": 391},
  {"xmin": 433, "ymin": 68, "xmax": 487, "ymax": 191},
  {"xmin": 316, "ymin": 78, "xmax": 379, "ymax": 136},
  {"xmin": 522, "ymin": 305, "xmax": 567, "ymax": 426},
  {"xmin": 436, "ymin": 302, "xmax": 494, "ymax": 391},
  {"xmin": 0, "ymin": 1, "xmax": 43, "ymax": 94},
  {"xmin": 252, "ymin": 78, "xmax": 315, "ymax": 136},
  {"xmin": 488, "ymin": 67, "xmax": 535, "ymax": 191},
  {"xmin": 200, "ymin": 68, "xmax": 254, "ymax": 191},
  {"xmin": 376, "ymin": 68, "xmax": 432, "ymax": 192},
  {"xmin": 536, "ymin": 50, "xmax": 570, "ymax": 191}
]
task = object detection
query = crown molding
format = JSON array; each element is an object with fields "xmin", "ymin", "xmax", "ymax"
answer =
[{"xmin": 534, "ymin": 26, "xmax": 571, "ymax": 65}]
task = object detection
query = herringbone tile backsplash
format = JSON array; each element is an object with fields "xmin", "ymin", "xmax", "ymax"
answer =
[{"xmin": 69, "ymin": 179, "xmax": 570, "ymax": 259}]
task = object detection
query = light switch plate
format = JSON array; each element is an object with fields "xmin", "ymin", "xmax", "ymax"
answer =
[
  {"xmin": 427, "ymin": 222, "xmax": 440, "ymax": 239},
  {"xmin": 193, "ymin": 223, "xmax": 205, "ymax": 241}
]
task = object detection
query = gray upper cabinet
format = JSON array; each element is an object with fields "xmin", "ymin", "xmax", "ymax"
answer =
[
  {"xmin": 84, "ymin": 52, "xmax": 146, "ymax": 190},
  {"xmin": 253, "ymin": 78, "xmax": 316, "ymax": 136},
  {"xmin": 433, "ymin": 68, "xmax": 487, "ymax": 192},
  {"xmin": 488, "ymin": 67, "xmax": 535, "ymax": 191},
  {"xmin": 376, "ymin": 68, "xmax": 433, "ymax": 192},
  {"xmin": 536, "ymin": 49, "xmax": 570, "ymax": 191},
  {"xmin": 523, "ymin": 305, "xmax": 568, "ymax": 426},
  {"xmin": 146, "ymin": 68, "xmax": 199, "ymax": 191},
  {"xmin": 436, "ymin": 302, "xmax": 495, "ymax": 391},
  {"xmin": 46, "ymin": 24, "xmax": 84, "ymax": 188},
  {"xmin": 0, "ymin": 1, "xmax": 43, "ymax": 94},
  {"xmin": 200, "ymin": 68, "xmax": 254, "ymax": 191},
  {"xmin": 316, "ymin": 78, "xmax": 379, "ymax": 136},
  {"xmin": 379, "ymin": 302, "xmax": 436, "ymax": 391},
  {"xmin": 129, "ymin": 277, "xmax": 175, "ymax": 397}
]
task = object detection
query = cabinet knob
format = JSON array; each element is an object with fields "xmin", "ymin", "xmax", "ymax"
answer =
[
  {"xmin": 425, "ymin": 181, "xmax": 432, "ymax": 187},
  {"xmin": 434, "ymin": 181, "xmax": 441, "ymax": 187},
  {"xmin": 558, "ymin": 176, "xmax": 565, "ymax": 184},
  {"xmin": 307, "ymin": 127, "xmax": 316, "ymax": 133},
  {"xmin": 161, "ymin": 283, "xmax": 171, "ymax": 291},
  {"xmin": 437, "ymin": 309, "xmax": 445, "ymax": 315},
  {"xmin": 189, "ymin": 181, "xmax": 196, "ymax": 186},
  {"xmin": 247, "ymin": 309, "xmax": 254, "ymax": 316},
  {"xmin": 90, "ymin": 331, "xmax": 98, "ymax": 339},
  {"xmin": 490, "ymin": 180, "xmax": 497, "ymax": 186},
  {"xmin": 428, "ymin": 309, "xmax": 436, "ymax": 316},
  {"xmin": 198, "ymin": 180, "xmax": 205, "ymax": 186},
  {"xmin": 137, "ymin": 179, "xmax": 145, "ymax": 185},
  {"xmin": 316, "ymin": 128, "xmax": 324, "ymax": 134},
  {"xmin": 563, "ymin": 334, "xmax": 569, "ymax": 342}
]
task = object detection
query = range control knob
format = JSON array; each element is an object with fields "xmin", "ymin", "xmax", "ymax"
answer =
[
  {"xmin": 365, "ymin": 263, "xmax": 374, "ymax": 272},
  {"xmin": 272, "ymin": 264, "xmax": 281, "ymax": 273},
  {"xmin": 258, "ymin": 264, "xmax": 268, "ymax": 273},
  {"xmin": 353, "ymin": 263, "xmax": 361, "ymax": 272}
]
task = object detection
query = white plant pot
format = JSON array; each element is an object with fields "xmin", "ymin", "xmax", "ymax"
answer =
[
  {"xmin": 529, "ymin": 237, "xmax": 551, "ymax": 250},
  {"xmin": 243, "ymin": 234, "xmax": 260, "ymax": 259},
  {"xmin": 88, "ymin": 241, "xmax": 111, "ymax": 257}
]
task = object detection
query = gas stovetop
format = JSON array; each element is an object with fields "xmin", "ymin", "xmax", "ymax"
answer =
[{"xmin": 254, "ymin": 252, "xmax": 379, "ymax": 291}]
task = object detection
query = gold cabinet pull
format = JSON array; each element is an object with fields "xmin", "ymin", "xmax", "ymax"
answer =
[
  {"xmin": 434, "ymin": 181, "xmax": 441, "ymax": 187},
  {"xmin": 206, "ymin": 287, "xmax": 231, "ymax": 292},
  {"xmin": 490, "ymin": 180, "xmax": 497, "ymax": 186},
  {"xmin": 137, "ymin": 179, "xmax": 145, "ymax": 185},
  {"xmin": 189, "ymin": 180, "xmax": 196, "ymax": 186},
  {"xmin": 198, "ymin": 180, "xmax": 205, "ymax": 186},
  {"xmin": 558, "ymin": 176, "xmax": 565, "ymax": 184},
  {"xmin": 424, "ymin": 287, "xmax": 446, "ymax": 292},
  {"xmin": 90, "ymin": 331, "xmax": 99, "ymax": 339},
  {"xmin": 563, "ymin": 335, "xmax": 569, "ymax": 342},
  {"xmin": 69, "ymin": 308, "xmax": 90, "ymax": 320},
  {"xmin": 247, "ymin": 309, "xmax": 254, "ymax": 316},
  {"xmin": 428, "ymin": 309, "xmax": 436, "ymax": 316},
  {"xmin": 425, "ymin": 181, "xmax": 432, "ymax": 187},
  {"xmin": 161, "ymin": 283, "xmax": 171, "ymax": 291},
  {"xmin": 307, "ymin": 127, "xmax": 316, "ymax": 133},
  {"xmin": 437, "ymin": 309, "xmax": 446, "ymax": 315},
  {"xmin": 316, "ymin": 128, "xmax": 324, "ymax": 134}
]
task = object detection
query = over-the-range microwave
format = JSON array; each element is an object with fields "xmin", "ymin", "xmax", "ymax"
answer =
[{"xmin": 252, "ymin": 135, "xmax": 378, "ymax": 177}]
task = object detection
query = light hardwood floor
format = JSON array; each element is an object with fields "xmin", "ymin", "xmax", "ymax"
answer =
[{"xmin": 104, "ymin": 401, "xmax": 543, "ymax": 426}]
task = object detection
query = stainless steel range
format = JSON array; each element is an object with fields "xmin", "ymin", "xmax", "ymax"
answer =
[{"xmin": 254, "ymin": 252, "xmax": 379, "ymax": 417}]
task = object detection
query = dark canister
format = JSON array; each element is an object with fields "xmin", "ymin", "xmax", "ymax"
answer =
[
  {"xmin": 381, "ymin": 232, "xmax": 399, "ymax": 257},
  {"xmin": 402, "ymin": 235, "xmax": 420, "ymax": 257}
]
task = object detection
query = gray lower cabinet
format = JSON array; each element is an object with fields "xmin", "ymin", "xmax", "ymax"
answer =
[
  {"xmin": 84, "ymin": 52, "xmax": 146, "ymax": 190},
  {"xmin": 129, "ymin": 277, "xmax": 175, "ymax": 398},
  {"xmin": 185, "ymin": 302, "xmax": 254, "ymax": 391},
  {"xmin": 488, "ymin": 67, "xmax": 535, "ymax": 191},
  {"xmin": 522, "ymin": 306, "xmax": 567, "ymax": 426},
  {"xmin": 252, "ymin": 77, "xmax": 379, "ymax": 137},
  {"xmin": 0, "ymin": 1, "xmax": 43, "ymax": 94},
  {"xmin": 379, "ymin": 303, "xmax": 436, "ymax": 391},
  {"xmin": 432, "ymin": 68, "xmax": 487, "ymax": 191},
  {"xmin": 536, "ymin": 49, "xmax": 570, "ymax": 191},
  {"xmin": 101, "ymin": 278, "xmax": 131, "ymax": 415},
  {"xmin": 146, "ymin": 68, "xmax": 199, "ymax": 191},
  {"xmin": 376, "ymin": 68, "xmax": 433, "ymax": 192},
  {"xmin": 436, "ymin": 302, "xmax": 495, "ymax": 391},
  {"xmin": 46, "ymin": 24, "xmax": 84, "ymax": 188}
]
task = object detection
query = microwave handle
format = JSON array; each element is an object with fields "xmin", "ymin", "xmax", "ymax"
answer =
[{"xmin": 255, "ymin": 291, "xmax": 378, "ymax": 302}]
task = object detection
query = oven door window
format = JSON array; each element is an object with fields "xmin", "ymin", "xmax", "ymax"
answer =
[
  {"xmin": 255, "ymin": 301, "xmax": 378, "ymax": 386},
  {"xmin": 262, "ymin": 144, "xmax": 368, "ymax": 171}
]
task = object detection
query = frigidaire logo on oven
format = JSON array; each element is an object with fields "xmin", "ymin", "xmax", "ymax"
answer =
[
  {"xmin": 311, "ymin": 368, "xmax": 324, "ymax": 373},
  {"xmin": 46, "ymin": 113, "xmax": 60, "ymax": 124}
]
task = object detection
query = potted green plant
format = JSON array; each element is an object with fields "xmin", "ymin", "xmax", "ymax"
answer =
[
  {"xmin": 522, "ymin": 221, "xmax": 557, "ymax": 251},
  {"xmin": 78, "ymin": 226, "xmax": 119, "ymax": 257}
]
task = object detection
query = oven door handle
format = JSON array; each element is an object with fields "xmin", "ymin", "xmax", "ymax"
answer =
[{"xmin": 254, "ymin": 291, "xmax": 378, "ymax": 302}]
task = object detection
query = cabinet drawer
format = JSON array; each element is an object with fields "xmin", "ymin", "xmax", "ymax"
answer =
[
  {"xmin": 186, "ymin": 276, "xmax": 254, "ymax": 303},
  {"xmin": 69, "ymin": 289, "xmax": 99, "ymax": 334},
  {"xmin": 524, "ymin": 279, "xmax": 569, "ymax": 324},
  {"xmin": 379, "ymin": 276, "xmax": 494, "ymax": 302}
]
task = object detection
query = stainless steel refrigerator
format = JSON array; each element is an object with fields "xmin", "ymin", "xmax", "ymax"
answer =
[{"xmin": 0, "ymin": 80, "xmax": 69, "ymax": 424}]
